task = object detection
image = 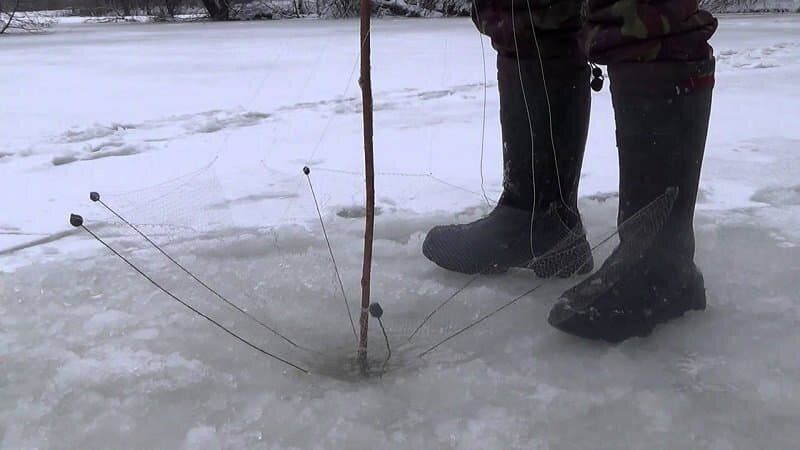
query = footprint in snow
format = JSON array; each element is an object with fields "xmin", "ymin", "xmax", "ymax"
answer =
[
  {"xmin": 719, "ymin": 41, "xmax": 799, "ymax": 71},
  {"xmin": 417, "ymin": 90, "xmax": 454, "ymax": 100},
  {"xmin": 337, "ymin": 205, "xmax": 383, "ymax": 219},
  {"xmin": 61, "ymin": 123, "xmax": 135, "ymax": 143},
  {"xmin": 209, "ymin": 191, "xmax": 300, "ymax": 209},
  {"xmin": 48, "ymin": 109, "xmax": 271, "ymax": 167},
  {"xmin": 751, "ymin": 185, "xmax": 800, "ymax": 206},
  {"xmin": 52, "ymin": 144, "xmax": 144, "ymax": 166}
]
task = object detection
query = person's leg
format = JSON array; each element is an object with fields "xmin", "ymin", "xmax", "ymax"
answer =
[
  {"xmin": 422, "ymin": 0, "xmax": 594, "ymax": 276},
  {"xmin": 549, "ymin": 0, "xmax": 717, "ymax": 341},
  {"xmin": 579, "ymin": 0, "xmax": 716, "ymax": 64},
  {"xmin": 473, "ymin": 0, "xmax": 585, "ymax": 60}
]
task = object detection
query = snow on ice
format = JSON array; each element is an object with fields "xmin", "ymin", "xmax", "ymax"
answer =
[{"xmin": 1, "ymin": 14, "xmax": 799, "ymax": 450}]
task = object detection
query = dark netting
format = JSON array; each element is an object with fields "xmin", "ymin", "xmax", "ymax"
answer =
[
  {"xmin": 97, "ymin": 159, "xmax": 233, "ymax": 244},
  {"xmin": 77, "ymin": 149, "xmax": 679, "ymax": 378},
  {"xmin": 410, "ymin": 188, "xmax": 678, "ymax": 358}
]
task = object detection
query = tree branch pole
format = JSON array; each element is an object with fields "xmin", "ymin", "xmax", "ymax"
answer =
[{"xmin": 357, "ymin": 0, "xmax": 375, "ymax": 373}]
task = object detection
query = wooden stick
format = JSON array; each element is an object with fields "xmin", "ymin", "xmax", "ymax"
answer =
[{"xmin": 357, "ymin": 0, "xmax": 375, "ymax": 373}]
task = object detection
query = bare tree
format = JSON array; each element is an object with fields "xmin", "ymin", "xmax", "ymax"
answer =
[
  {"xmin": 163, "ymin": 0, "xmax": 184, "ymax": 17},
  {"xmin": 325, "ymin": 0, "xmax": 358, "ymax": 17},
  {"xmin": 200, "ymin": 0, "xmax": 230, "ymax": 19},
  {"xmin": 1, "ymin": 0, "xmax": 54, "ymax": 33},
  {"xmin": 699, "ymin": 0, "xmax": 796, "ymax": 12},
  {"xmin": 0, "ymin": 0, "xmax": 21, "ymax": 34}
]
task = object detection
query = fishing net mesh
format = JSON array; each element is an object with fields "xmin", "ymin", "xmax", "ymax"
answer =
[
  {"xmin": 83, "ymin": 150, "xmax": 678, "ymax": 378},
  {"xmin": 98, "ymin": 160, "xmax": 233, "ymax": 243}
]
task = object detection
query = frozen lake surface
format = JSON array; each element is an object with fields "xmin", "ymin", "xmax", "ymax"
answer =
[{"xmin": 2, "ymin": 14, "xmax": 800, "ymax": 449}]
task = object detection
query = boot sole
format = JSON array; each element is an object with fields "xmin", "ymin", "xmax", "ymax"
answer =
[{"xmin": 548, "ymin": 272, "xmax": 706, "ymax": 343}]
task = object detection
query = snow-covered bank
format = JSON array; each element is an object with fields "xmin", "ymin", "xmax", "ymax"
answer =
[{"xmin": 2, "ymin": 15, "xmax": 800, "ymax": 449}]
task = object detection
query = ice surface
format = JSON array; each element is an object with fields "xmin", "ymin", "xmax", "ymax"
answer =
[{"xmin": 2, "ymin": 15, "xmax": 800, "ymax": 450}]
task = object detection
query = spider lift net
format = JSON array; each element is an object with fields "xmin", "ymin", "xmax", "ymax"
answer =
[{"xmin": 79, "ymin": 154, "xmax": 676, "ymax": 378}]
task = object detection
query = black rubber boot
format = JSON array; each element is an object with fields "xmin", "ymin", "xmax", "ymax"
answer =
[
  {"xmin": 422, "ymin": 53, "xmax": 593, "ymax": 276},
  {"xmin": 548, "ymin": 58, "xmax": 715, "ymax": 342}
]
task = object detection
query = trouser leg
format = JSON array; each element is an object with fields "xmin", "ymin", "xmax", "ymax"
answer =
[
  {"xmin": 472, "ymin": 0, "xmax": 585, "ymax": 59},
  {"xmin": 581, "ymin": 0, "xmax": 718, "ymax": 63}
]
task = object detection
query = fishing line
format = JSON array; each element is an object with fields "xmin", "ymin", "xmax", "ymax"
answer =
[
  {"xmin": 313, "ymin": 167, "xmax": 429, "ymax": 178},
  {"xmin": 509, "ymin": 1, "xmax": 586, "ymax": 261},
  {"xmin": 368, "ymin": 302, "xmax": 391, "ymax": 374},
  {"xmin": 304, "ymin": 166, "xmax": 359, "ymax": 342},
  {"xmin": 409, "ymin": 223, "xmax": 580, "ymax": 344},
  {"xmin": 418, "ymin": 274, "xmax": 549, "ymax": 358},
  {"xmin": 377, "ymin": 316, "xmax": 391, "ymax": 373},
  {"xmin": 473, "ymin": 1, "xmax": 492, "ymax": 207},
  {"xmin": 69, "ymin": 214, "xmax": 309, "ymax": 374},
  {"xmin": 525, "ymin": 0, "xmax": 580, "ymax": 220},
  {"xmin": 428, "ymin": 174, "xmax": 492, "ymax": 199},
  {"xmin": 312, "ymin": 165, "xmax": 494, "ymax": 200},
  {"xmin": 510, "ymin": 3, "xmax": 541, "ymax": 260},
  {"xmin": 418, "ymin": 223, "xmax": 612, "ymax": 357},
  {"xmin": 417, "ymin": 188, "xmax": 678, "ymax": 357},
  {"xmin": 410, "ymin": 2, "xmax": 590, "ymax": 345},
  {"xmin": 103, "ymin": 157, "xmax": 219, "ymax": 203},
  {"xmin": 90, "ymin": 192, "xmax": 315, "ymax": 353},
  {"xmin": 199, "ymin": 41, "xmax": 286, "ymax": 167},
  {"xmin": 305, "ymin": 27, "xmax": 372, "ymax": 167},
  {"xmin": 278, "ymin": 26, "xmax": 373, "ymax": 221},
  {"xmin": 408, "ymin": 274, "xmax": 480, "ymax": 341}
]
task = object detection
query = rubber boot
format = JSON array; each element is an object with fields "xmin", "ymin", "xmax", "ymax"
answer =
[
  {"xmin": 549, "ymin": 58, "xmax": 715, "ymax": 342},
  {"xmin": 422, "ymin": 52, "xmax": 593, "ymax": 276}
]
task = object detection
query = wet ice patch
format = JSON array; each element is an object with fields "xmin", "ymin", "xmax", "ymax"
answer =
[
  {"xmin": 751, "ymin": 184, "xmax": 800, "ymax": 206},
  {"xmin": 182, "ymin": 426, "xmax": 221, "ymax": 450},
  {"xmin": 51, "ymin": 346, "xmax": 208, "ymax": 394},
  {"xmin": 673, "ymin": 352, "xmax": 736, "ymax": 394},
  {"xmin": 337, "ymin": 205, "xmax": 384, "ymax": 218},
  {"xmin": 83, "ymin": 309, "xmax": 133, "ymax": 336}
]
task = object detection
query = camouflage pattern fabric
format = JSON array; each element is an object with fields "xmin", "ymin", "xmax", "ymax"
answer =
[{"xmin": 472, "ymin": 0, "xmax": 717, "ymax": 64}]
